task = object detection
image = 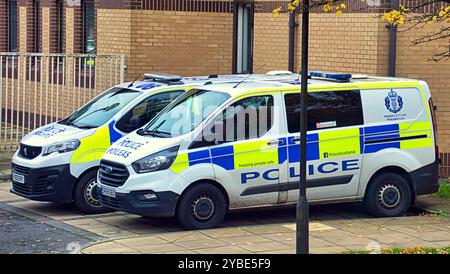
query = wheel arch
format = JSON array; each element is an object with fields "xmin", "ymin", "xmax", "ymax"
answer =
[
  {"xmin": 71, "ymin": 166, "xmax": 99, "ymax": 200},
  {"xmin": 176, "ymin": 179, "xmax": 231, "ymax": 211},
  {"xmin": 364, "ymin": 165, "xmax": 416, "ymax": 204}
]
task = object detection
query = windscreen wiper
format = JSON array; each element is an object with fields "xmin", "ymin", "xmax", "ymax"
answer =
[
  {"xmin": 137, "ymin": 129, "xmax": 171, "ymax": 137},
  {"xmin": 67, "ymin": 122, "xmax": 96, "ymax": 129}
]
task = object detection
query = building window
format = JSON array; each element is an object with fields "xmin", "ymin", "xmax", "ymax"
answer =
[
  {"xmin": 7, "ymin": 0, "xmax": 18, "ymax": 52},
  {"xmin": 233, "ymin": 1, "xmax": 254, "ymax": 74},
  {"xmin": 82, "ymin": 0, "xmax": 95, "ymax": 54},
  {"xmin": 56, "ymin": 0, "xmax": 64, "ymax": 53},
  {"xmin": 32, "ymin": 0, "xmax": 40, "ymax": 52}
]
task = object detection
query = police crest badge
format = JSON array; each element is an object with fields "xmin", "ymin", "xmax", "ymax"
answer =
[{"xmin": 385, "ymin": 90, "xmax": 403, "ymax": 113}]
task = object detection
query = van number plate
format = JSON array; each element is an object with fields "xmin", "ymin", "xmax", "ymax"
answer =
[
  {"xmin": 101, "ymin": 185, "xmax": 116, "ymax": 198},
  {"xmin": 12, "ymin": 173, "xmax": 25, "ymax": 184}
]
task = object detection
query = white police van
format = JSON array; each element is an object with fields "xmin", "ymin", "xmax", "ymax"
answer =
[
  {"xmin": 11, "ymin": 72, "xmax": 302, "ymax": 214},
  {"xmin": 97, "ymin": 72, "xmax": 439, "ymax": 229},
  {"xmin": 11, "ymin": 72, "xmax": 300, "ymax": 214}
]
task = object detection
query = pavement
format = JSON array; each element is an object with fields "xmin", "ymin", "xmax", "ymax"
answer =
[
  {"xmin": 0, "ymin": 169, "xmax": 11, "ymax": 181},
  {"xmin": 0, "ymin": 180, "xmax": 449, "ymax": 254}
]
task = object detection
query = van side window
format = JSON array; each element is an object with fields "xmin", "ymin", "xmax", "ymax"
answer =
[
  {"xmin": 190, "ymin": 95, "xmax": 274, "ymax": 149},
  {"xmin": 214, "ymin": 95, "xmax": 274, "ymax": 143},
  {"xmin": 285, "ymin": 90, "xmax": 363, "ymax": 132},
  {"xmin": 116, "ymin": 90, "xmax": 184, "ymax": 133}
]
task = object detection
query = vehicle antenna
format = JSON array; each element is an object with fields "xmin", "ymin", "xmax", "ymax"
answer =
[
  {"xmin": 233, "ymin": 63, "xmax": 266, "ymax": 89},
  {"xmin": 127, "ymin": 74, "xmax": 141, "ymax": 88}
]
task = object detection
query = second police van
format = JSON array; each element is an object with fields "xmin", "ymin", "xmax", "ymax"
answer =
[{"xmin": 97, "ymin": 72, "xmax": 440, "ymax": 229}]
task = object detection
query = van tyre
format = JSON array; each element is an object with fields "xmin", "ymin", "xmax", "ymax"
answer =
[
  {"xmin": 176, "ymin": 184, "xmax": 226, "ymax": 230},
  {"xmin": 74, "ymin": 169, "xmax": 112, "ymax": 214},
  {"xmin": 365, "ymin": 172, "xmax": 412, "ymax": 217}
]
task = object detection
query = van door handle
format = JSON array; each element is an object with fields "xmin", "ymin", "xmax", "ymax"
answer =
[
  {"xmin": 292, "ymin": 137, "xmax": 301, "ymax": 143},
  {"xmin": 267, "ymin": 140, "xmax": 282, "ymax": 146}
]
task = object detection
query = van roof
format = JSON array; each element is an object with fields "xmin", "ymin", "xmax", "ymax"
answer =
[
  {"xmin": 114, "ymin": 72, "xmax": 302, "ymax": 92},
  {"xmin": 198, "ymin": 75, "xmax": 422, "ymax": 96}
]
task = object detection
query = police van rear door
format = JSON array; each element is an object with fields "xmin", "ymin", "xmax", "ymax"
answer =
[{"xmin": 283, "ymin": 90, "xmax": 365, "ymax": 202}]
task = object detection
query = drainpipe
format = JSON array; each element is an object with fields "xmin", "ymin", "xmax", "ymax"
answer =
[
  {"xmin": 388, "ymin": 0, "xmax": 399, "ymax": 77},
  {"xmin": 288, "ymin": 2, "xmax": 297, "ymax": 72}
]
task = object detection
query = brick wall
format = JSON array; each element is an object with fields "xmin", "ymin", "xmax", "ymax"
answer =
[
  {"xmin": 48, "ymin": 0, "xmax": 65, "ymax": 53},
  {"xmin": 26, "ymin": 0, "xmax": 41, "ymax": 53},
  {"xmin": 253, "ymin": 12, "xmax": 289, "ymax": 72},
  {"xmin": 73, "ymin": 2, "xmax": 82, "ymax": 53},
  {"xmin": 97, "ymin": 9, "xmax": 233, "ymax": 80},
  {"xmin": 0, "ymin": 1, "xmax": 7, "ymax": 52},
  {"xmin": 65, "ymin": 7, "xmax": 74, "ymax": 53},
  {"xmin": 19, "ymin": 6, "xmax": 26, "ymax": 52},
  {"xmin": 396, "ymin": 19, "xmax": 450, "ymax": 155}
]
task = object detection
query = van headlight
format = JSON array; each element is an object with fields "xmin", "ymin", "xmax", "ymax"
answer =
[
  {"xmin": 132, "ymin": 146, "xmax": 179, "ymax": 174},
  {"xmin": 43, "ymin": 140, "xmax": 80, "ymax": 156}
]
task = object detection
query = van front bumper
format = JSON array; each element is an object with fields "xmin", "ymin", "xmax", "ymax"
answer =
[
  {"xmin": 10, "ymin": 163, "xmax": 76, "ymax": 203},
  {"xmin": 98, "ymin": 187, "xmax": 179, "ymax": 218}
]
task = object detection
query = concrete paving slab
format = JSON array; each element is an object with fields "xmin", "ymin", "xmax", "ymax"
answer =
[
  {"xmin": 220, "ymin": 235, "xmax": 273, "ymax": 245},
  {"xmin": 176, "ymin": 238, "xmax": 229, "ymax": 250},
  {"xmin": 133, "ymin": 243, "xmax": 188, "ymax": 253},
  {"xmin": 199, "ymin": 227, "xmax": 253, "ymax": 238},
  {"xmin": 237, "ymin": 241, "xmax": 291, "ymax": 253},
  {"xmin": 114, "ymin": 236, "xmax": 169, "ymax": 247},
  {"xmin": 310, "ymin": 246, "xmax": 349, "ymax": 254},
  {"xmin": 196, "ymin": 245, "xmax": 252, "ymax": 254}
]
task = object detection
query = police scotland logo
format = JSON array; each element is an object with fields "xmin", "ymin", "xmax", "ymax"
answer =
[{"xmin": 385, "ymin": 90, "xmax": 403, "ymax": 114}]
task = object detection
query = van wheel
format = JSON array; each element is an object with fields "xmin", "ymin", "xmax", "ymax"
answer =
[
  {"xmin": 176, "ymin": 184, "xmax": 226, "ymax": 230},
  {"xmin": 364, "ymin": 172, "xmax": 412, "ymax": 217},
  {"xmin": 74, "ymin": 169, "xmax": 112, "ymax": 215}
]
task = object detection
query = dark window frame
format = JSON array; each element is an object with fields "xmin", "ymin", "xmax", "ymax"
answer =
[
  {"xmin": 284, "ymin": 90, "xmax": 364, "ymax": 133},
  {"xmin": 82, "ymin": 0, "xmax": 95, "ymax": 54},
  {"xmin": 32, "ymin": 0, "xmax": 40, "ymax": 53},
  {"xmin": 7, "ymin": 0, "xmax": 18, "ymax": 52},
  {"xmin": 56, "ymin": 0, "xmax": 64, "ymax": 53},
  {"xmin": 232, "ymin": 0, "xmax": 254, "ymax": 74}
]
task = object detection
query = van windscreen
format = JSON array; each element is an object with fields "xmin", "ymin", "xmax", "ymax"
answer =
[
  {"xmin": 59, "ymin": 88, "xmax": 142, "ymax": 129},
  {"xmin": 141, "ymin": 89, "xmax": 230, "ymax": 137}
]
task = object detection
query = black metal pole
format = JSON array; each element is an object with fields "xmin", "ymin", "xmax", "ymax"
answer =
[
  {"xmin": 296, "ymin": 0, "xmax": 309, "ymax": 255},
  {"xmin": 288, "ymin": 0, "xmax": 296, "ymax": 72},
  {"xmin": 388, "ymin": 0, "xmax": 399, "ymax": 77}
]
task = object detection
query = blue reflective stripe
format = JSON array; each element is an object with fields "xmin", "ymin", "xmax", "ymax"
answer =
[
  {"xmin": 307, "ymin": 133, "xmax": 319, "ymax": 142},
  {"xmin": 192, "ymin": 146, "xmax": 235, "ymax": 170},
  {"xmin": 212, "ymin": 155, "xmax": 234, "ymax": 170},
  {"xmin": 364, "ymin": 142, "xmax": 400, "ymax": 153},
  {"xmin": 211, "ymin": 146, "xmax": 233, "ymax": 157},
  {"xmin": 188, "ymin": 149, "xmax": 210, "ymax": 161},
  {"xmin": 288, "ymin": 143, "xmax": 320, "ymax": 163},
  {"xmin": 108, "ymin": 121, "xmax": 122, "ymax": 144},
  {"xmin": 365, "ymin": 133, "xmax": 400, "ymax": 142},
  {"xmin": 359, "ymin": 128, "xmax": 364, "ymax": 154},
  {"xmin": 189, "ymin": 158, "xmax": 212, "ymax": 166},
  {"xmin": 287, "ymin": 134, "xmax": 319, "ymax": 163},
  {"xmin": 364, "ymin": 124, "xmax": 399, "ymax": 135},
  {"xmin": 278, "ymin": 137, "xmax": 288, "ymax": 164}
]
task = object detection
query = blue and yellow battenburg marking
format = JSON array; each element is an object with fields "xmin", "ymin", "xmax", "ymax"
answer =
[
  {"xmin": 70, "ymin": 120, "xmax": 123, "ymax": 164},
  {"xmin": 170, "ymin": 121, "xmax": 433, "ymax": 174}
]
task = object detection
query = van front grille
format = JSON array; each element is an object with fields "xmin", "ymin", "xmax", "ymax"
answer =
[
  {"xmin": 98, "ymin": 160, "xmax": 130, "ymax": 187},
  {"xmin": 19, "ymin": 144, "xmax": 42, "ymax": 159}
]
